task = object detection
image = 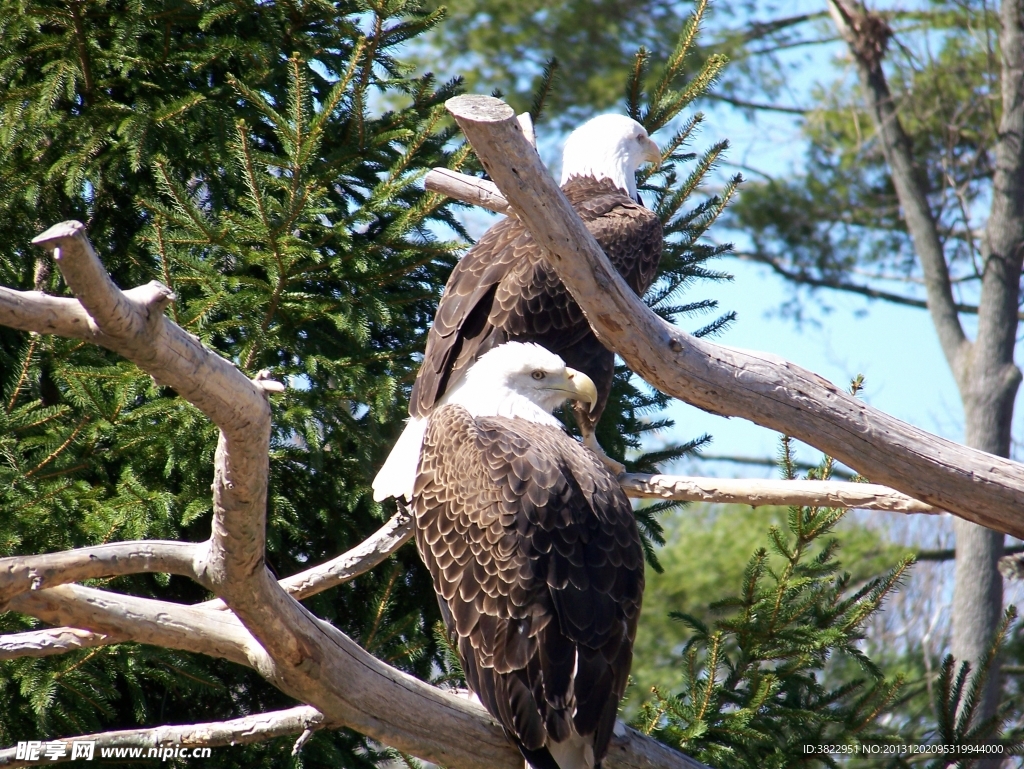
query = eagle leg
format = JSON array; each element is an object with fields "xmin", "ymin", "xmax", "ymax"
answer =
[{"xmin": 573, "ymin": 403, "xmax": 625, "ymax": 476}]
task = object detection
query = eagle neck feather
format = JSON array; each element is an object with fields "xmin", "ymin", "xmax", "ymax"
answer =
[{"xmin": 444, "ymin": 379, "xmax": 564, "ymax": 428}]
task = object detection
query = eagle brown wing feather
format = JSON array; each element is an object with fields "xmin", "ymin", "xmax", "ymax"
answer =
[
  {"xmin": 413, "ymin": 405, "xmax": 644, "ymax": 766},
  {"xmin": 409, "ymin": 177, "xmax": 662, "ymax": 423}
]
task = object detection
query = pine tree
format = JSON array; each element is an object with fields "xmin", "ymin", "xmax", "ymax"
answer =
[
  {"xmin": 635, "ymin": 437, "xmax": 911, "ymax": 767},
  {"xmin": 1, "ymin": 0, "xmax": 464, "ymax": 763}
]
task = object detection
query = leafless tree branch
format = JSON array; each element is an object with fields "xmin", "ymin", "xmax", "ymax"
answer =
[
  {"xmin": 0, "ymin": 541, "xmax": 203, "ymax": 605},
  {"xmin": 201, "ymin": 506, "xmax": 414, "ymax": 610},
  {"xmin": 731, "ymin": 250, "xmax": 1022, "ymax": 318},
  {"xmin": 1, "ymin": 220, "xmax": 709, "ymax": 769},
  {"xmin": 0, "ymin": 706, "xmax": 327, "ymax": 767},
  {"xmin": 619, "ymin": 474, "xmax": 940, "ymax": 513},
  {"xmin": 425, "ymin": 168, "xmax": 510, "ymax": 215},
  {"xmin": 7, "ymin": 585, "xmax": 257, "ymax": 668},
  {"xmin": 0, "ymin": 627, "xmax": 121, "ymax": 661}
]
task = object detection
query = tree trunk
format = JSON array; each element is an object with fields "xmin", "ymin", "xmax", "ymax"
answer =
[{"xmin": 827, "ymin": 2, "xmax": 1024, "ymax": 747}]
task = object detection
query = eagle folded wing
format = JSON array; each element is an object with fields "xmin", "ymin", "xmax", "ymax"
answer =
[{"xmin": 413, "ymin": 404, "xmax": 644, "ymax": 768}]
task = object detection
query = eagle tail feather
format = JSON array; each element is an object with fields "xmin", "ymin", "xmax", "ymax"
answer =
[
  {"xmin": 517, "ymin": 743, "xmax": 562, "ymax": 769},
  {"xmin": 371, "ymin": 416, "xmax": 427, "ymax": 502},
  {"xmin": 546, "ymin": 733, "xmax": 596, "ymax": 769}
]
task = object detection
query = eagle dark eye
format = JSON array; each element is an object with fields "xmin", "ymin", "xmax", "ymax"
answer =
[
  {"xmin": 531, "ymin": 370, "xmax": 546, "ymax": 380},
  {"xmin": 636, "ymin": 133, "xmax": 646, "ymax": 142}
]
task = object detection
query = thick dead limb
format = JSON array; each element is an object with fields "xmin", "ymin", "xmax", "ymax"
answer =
[
  {"xmin": 8, "ymin": 585, "xmax": 257, "ymax": 668},
  {"xmin": 425, "ymin": 168, "xmax": 510, "ymax": 214},
  {"xmin": 0, "ymin": 706, "xmax": 327, "ymax": 767},
  {"xmin": 0, "ymin": 627, "xmax": 121, "ymax": 660},
  {"xmin": 620, "ymin": 474, "xmax": 940, "ymax": 513},
  {"xmin": 0, "ymin": 288, "xmax": 119, "ymax": 347},
  {"xmin": 443, "ymin": 94, "xmax": 1024, "ymax": 537},
  {"xmin": 0, "ymin": 541, "xmax": 203, "ymax": 605}
]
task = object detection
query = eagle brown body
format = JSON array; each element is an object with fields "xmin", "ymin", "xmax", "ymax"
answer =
[
  {"xmin": 413, "ymin": 402, "xmax": 644, "ymax": 769},
  {"xmin": 409, "ymin": 175, "xmax": 663, "ymax": 433}
]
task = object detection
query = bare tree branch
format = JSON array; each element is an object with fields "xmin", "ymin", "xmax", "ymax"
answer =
[
  {"xmin": 619, "ymin": 474, "xmax": 941, "ymax": 513},
  {"xmin": 0, "ymin": 627, "xmax": 121, "ymax": 661},
  {"xmin": 7, "ymin": 585, "xmax": 257, "ymax": 668},
  {"xmin": 275, "ymin": 506, "xmax": 413, "ymax": 601},
  {"xmin": 425, "ymin": 168, "xmax": 510, "ymax": 215},
  {"xmin": 442, "ymin": 94, "xmax": 1024, "ymax": 537},
  {"xmin": 0, "ymin": 706, "xmax": 327, "ymax": 767},
  {"xmin": 732, "ymin": 250, "xmax": 1024, "ymax": 320},
  {"xmin": 704, "ymin": 94, "xmax": 808, "ymax": 115},
  {"xmin": 0, "ymin": 541, "xmax": 202, "ymax": 605},
  {"xmin": 8, "ymin": 219, "xmax": 711, "ymax": 769},
  {"xmin": 202, "ymin": 507, "xmax": 414, "ymax": 610}
]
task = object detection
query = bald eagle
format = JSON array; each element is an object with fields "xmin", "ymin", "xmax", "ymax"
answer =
[
  {"xmin": 413, "ymin": 342, "xmax": 644, "ymax": 769},
  {"xmin": 373, "ymin": 114, "xmax": 662, "ymax": 502}
]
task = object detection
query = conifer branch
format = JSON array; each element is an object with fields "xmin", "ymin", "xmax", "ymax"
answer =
[{"xmin": 0, "ymin": 705, "xmax": 327, "ymax": 767}]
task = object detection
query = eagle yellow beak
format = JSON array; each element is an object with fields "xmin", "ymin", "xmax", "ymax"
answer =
[
  {"xmin": 643, "ymin": 136, "xmax": 662, "ymax": 169},
  {"xmin": 563, "ymin": 367, "xmax": 598, "ymax": 413}
]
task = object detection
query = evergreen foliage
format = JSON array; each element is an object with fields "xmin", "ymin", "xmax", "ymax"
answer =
[
  {"xmin": 633, "ymin": 434, "xmax": 1024, "ymax": 765},
  {"xmin": 626, "ymin": 503, "xmax": 903, "ymax": 716},
  {"xmin": 635, "ymin": 437, "xmax": 911, "ymax": 767},
  {"xmin": 1, "ymin": 0, "xmax": 463, "ymax": 763}
]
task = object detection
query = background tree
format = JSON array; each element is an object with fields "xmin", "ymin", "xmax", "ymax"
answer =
[{"xmin": 727, "ymin": 1, "xmax": 1024, "ymax": 742}]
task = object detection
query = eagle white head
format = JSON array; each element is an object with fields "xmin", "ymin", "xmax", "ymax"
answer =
[
  {"xmin": 372, "ymin": 343, "xmax": 596, "ymax": 502},
  {"xmin": 447, "ymin": 342, "xmax": 597, "ymax": 425},
  {"xmin": 560, "ymin": 114, "xmax": 661, "ymax": 201}
]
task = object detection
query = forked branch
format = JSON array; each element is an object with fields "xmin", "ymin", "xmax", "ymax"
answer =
[
  {"xmin": 443, "ymin": 94, "xmax": 1024, "ymax": 536},
  {"xmin": 1, "ymin": 222, "xmax": 711, "ymax": 769}
]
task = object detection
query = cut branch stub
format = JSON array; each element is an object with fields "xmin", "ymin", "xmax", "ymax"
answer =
[{"xmin": 443, "ymin": 93, "xmax": 1024, "ymax": 536}]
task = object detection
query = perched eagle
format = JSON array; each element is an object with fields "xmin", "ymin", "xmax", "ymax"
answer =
[
  {"xmin": 373, "ymin": 114, "xmax": 662, "ymax": 502},
  {"xmin": 412, "ymin": 342, "xmax": 644, "ymax": 769}
]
